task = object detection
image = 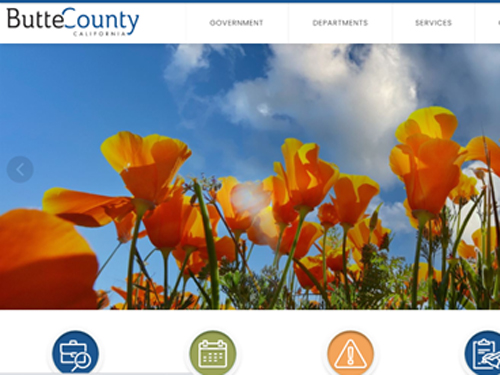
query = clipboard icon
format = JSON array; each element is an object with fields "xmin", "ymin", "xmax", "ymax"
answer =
[{"xmin": 473, "ymin": 338, "xmax": 496, "ymax": 370}]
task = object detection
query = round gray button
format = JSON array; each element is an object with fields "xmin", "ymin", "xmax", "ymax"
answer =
[{"xmin": 7, "ymin": 156, "xmax": 34, "ymax": 183}]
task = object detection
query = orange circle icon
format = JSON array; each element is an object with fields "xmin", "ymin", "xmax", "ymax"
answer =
[{"xmin": 327, "ymin": 331, "xmax": 375, "ymax": 375}]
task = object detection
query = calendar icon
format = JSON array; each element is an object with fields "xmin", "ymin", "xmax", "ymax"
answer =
[{"xmin": 198, "ymin": 339, "xmax": 228, "ymax": 369}]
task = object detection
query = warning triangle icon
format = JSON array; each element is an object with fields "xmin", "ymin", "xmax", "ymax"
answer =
[{"xmin": 334, "ymin": 339, "xmax": 368, "ymax": 369}]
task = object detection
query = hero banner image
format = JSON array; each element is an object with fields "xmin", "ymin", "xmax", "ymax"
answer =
[{"xmin": 1, "ymin": 44, "xmax": 499, "ymax": 310}]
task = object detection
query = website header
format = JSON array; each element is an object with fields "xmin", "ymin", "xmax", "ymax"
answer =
[{"xmin": 3, "ymin": 3, "xmax": 500, "ymax": 43}]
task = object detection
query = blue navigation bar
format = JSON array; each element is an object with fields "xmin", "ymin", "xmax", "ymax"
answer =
[{"xmin": 1, "ymin": 0, "xmax": 499, "ymax": 3}]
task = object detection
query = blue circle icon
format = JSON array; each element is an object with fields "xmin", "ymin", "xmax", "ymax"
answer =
[
  {"xmin": 465, "ymin": 330, "xmax": 500, "ymax": 374},
  {"xmin": 52, "ymin": 331, "xmax": 99, "ymax": 373},
  {"xmin": 7, "ymin": 156, "xmax": 34, "ymax": 183}
]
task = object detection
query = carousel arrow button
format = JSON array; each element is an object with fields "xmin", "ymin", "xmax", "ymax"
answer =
[{"xmin": 7, "ymin": 156, "xmax": 33, "ymax": 183}]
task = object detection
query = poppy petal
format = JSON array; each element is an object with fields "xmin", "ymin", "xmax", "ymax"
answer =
[
  {"xmin": 0, "ymin": 209, "xmax": 98, "ymax": 309},
  {"xmin": 466, "ymin": 136, "xmax": 500, "ymax": 177},
  {"xmin": 395, "ymin": 107, "xmax": 457, "ymax": 144},
  {"xmin": 43, "ymin": 188, "xmax": 133, "ymax": 227}
]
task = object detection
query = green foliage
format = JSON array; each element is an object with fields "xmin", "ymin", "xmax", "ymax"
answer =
[
  {"xmin": 354, "ymin": 244, "xmax": 410, "ymax": 309},
  {"xmin": 219, "ymin": 265, "xmax": 282, "ymax": 309}
]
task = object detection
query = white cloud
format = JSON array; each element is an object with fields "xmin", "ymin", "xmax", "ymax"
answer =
[
  {"xmin": 164, "ymin": 45, "xmax": 209, "ymax": 85},
  {"xmin": 164, "ymin": 44, "xmax": 244, "ymax": 85},
  {"xmin": 163, "ymin": 44, "xmax": 500, "ymax": 189},
  {"xmin": 379, "ymin": 201, "xmax": 413, "ymax": 235},
  {"xmin": 369, "ymin": 197, "xmax": 413, "ymax": 235},
  {"xmin": 219, "ymin": 45, "xmax": 419, "ymax": 187},
  {"xmin": 404, "ymin": 45, "xmax": 500, "ymax": 141}
]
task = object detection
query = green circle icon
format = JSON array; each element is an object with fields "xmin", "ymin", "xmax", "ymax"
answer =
[{"xmin": 189, "ymin": 331, "xmax": 237, "ymax": 375}]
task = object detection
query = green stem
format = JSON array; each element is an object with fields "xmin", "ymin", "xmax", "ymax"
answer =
[
  {"xmin": 441, "ymin": 209, "xmax": 448, "ymax": 277},
  {"xmin": 180, "ymin": 277, "xmax": 187, "ymax": 305},
  {"xmin": 439, "ymin": 209, "xmax": 450, "ymax": 310},
  {"xmin": 126, "ymin": 207, "xmax": 147, "ymax": 310},
  {"xmin": 428, "ymin": 221, "xmax": 434, "ymax": 310},
  {"xmin": 269, "ymin": 208, "xmax": 309, "ymax": 309},
  {"xmin": 161, "ymin": 249, "xmax": 172, "ymax": 309},
  {"xmin": 246, "ymin": 242, "xmax": 255, "ymax": 262},
  {"xmin": 188, "ymin": 269, "xmax": 212, "ymax": 306},
  {"xmin": 194, "ymin": 181, "xmax": 220, "ymax": 310},
  {"xmin": 289, "ymin": 270, "xmax": 296, "ymax": 309},
  {"xmin": 96, "ymin": 242, "xmax": 122, "ymax": 279},
  {"xmin": 486, "ymin": 186, "xmax": 493, "ymax": 268},
  {"xmin": 322, "ymin": 227, "xmax": 329, "ymax": 299},
  {"xmin": 484, "ymin": 140, "xmax": 500, "ymax": 267},
  {"xmin": 144, "ymin": 248, "xmax": 157, "ymax": 262},
  {"xmin": 341, "ymin": 225, "xmax": 352, "ymax": 309},
  {"xmin": 451, "ymin": 190, "xmax": 485, "ymax": 259},
  {"xmin": 234, "ymin": 231, "xmax": 241, "ymax": 269},
  {"xmin": 167, "ymin": 250, "xmax": 191, "ymax": 309},
  {"xmin": 273, "ymin": 226, "xmax": 285, "ymax": 268},
  {"xmin": 214, "ymin": 201, "xmax": 240, "ymax": 256},
  {"xmin": 412, "ymin": 222, "xmax": 425, "ymax": 310}
]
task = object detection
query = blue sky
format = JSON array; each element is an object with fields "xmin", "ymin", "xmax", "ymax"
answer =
[{"xmin": 1, "ymin": 44, "xmax": 500, "ymax": 305}]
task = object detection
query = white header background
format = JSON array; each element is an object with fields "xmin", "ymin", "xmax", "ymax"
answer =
[{"xmin": 2, "ymin": 3, "xmax": 500, "ymax": 43}]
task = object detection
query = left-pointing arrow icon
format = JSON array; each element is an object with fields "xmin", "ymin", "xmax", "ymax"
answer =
[
  {"xmin": 16, "ymin": 163, "xmax": 25, "ymax": 177},
  {"xmin": 7, "ymin": 157, "xmax": 33, "ymax": 183}
]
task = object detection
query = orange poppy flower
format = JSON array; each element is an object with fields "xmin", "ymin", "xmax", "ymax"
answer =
[
  {"xmin": 390, "ymin": 137, "xmax": 465, "ymax": 217},
  {"xmin": 403, "ymin": 199, "xmax": 442, "ymax": 236},
  {"xmin": 147, "ymin": 195, "xmax": 224, "ymax": 276},
  {"xmin": 43, "ymin": 132, "xmax": 191, "ymax": 228},
  {"xmin": 217, "ymin": 176, "xmax": 270, "ymax": 235},
  {"xmin": 465, "ymin": 136, "xmax": 500, "ymax": 177},
  {"xmin": 418, "ymin": 263, "xmax": 442, "ymax": 284},
  {"xmin": 101, "ymin": 131, "xmax": 192, "ymax": 204},
  {"xmin": 173, "ymin": 249, "xmax": 207, "ymax": 277},
  {"xmin": 247, "ymin": 206, "xmax": 279, "ymax": 248},
  {"xmin": 43, "ymin": 188, "xmax": 134, "ymax": 227},
  {"xmin": 277, "ymin": 220, "xmax": 322, "ymax": 259},
  {"xmin": 180, "ymin": 203, "xmax": 220, "ymax": 251},
  {"xmin": 331, "ymin": 174, "xmax": 380, "ymax": 227},
  {"xmin": 112, "ymin": 273, "xmax": 164, "ymax": 309},
  {"xmin": 317, "ymin": 202, "xmax": 339, "ymax": 229},
  {"xmin": 294, "ymin": 255, "xmax": 333, "ymax": 290},
  {"xmin": 263, "ymin": 165, "xmax": 298, "ymax": 226},
  {"xmin": 114, "ymin": 211, "xmax": 148, "ymax": 243},
  {"xmin": 279, "ymin": 138, "xmax": 339, "ymax": 211},
  {"xmin": 351, "ymin": 247, "xmax": 363, "ymax": 269},
  {"xmin": 145, "ymin": 190, "xmax": 220, "ymax": 255},
  {"xmin": 325, "ymin": 246, "xmax": 344, "ymax": 272},
  {"xmin": 348, "ymin": 217, "xmax": 390, "ymax": 250},
  {"xmin": 457, "ymin": 241, "xmax": 477, "ymax": 260},
  {"xmin": 96, "ymin": 290, "xmax": 110, "ymax": 309},
  {"xmin": 173, "ymin": 236, "xmax": 235, "ymax": 277},
  {"xmin": 171, "ymin": 292, "xmax": 200, "ymax": 310},
  {"xmin": 395, "ymin": 106, "xmax": 458, "ymax": 144},
  {"xmin": 0, "ymin": 209, "xmax": 98, "ymax": 309},
  {"xmin": 198, "ymin": 236, "xmax": 237, "ymax": 263},
  {"xmin": 142, "ymin": 187, "xmax": 190, "ymax": 251},
  {"xmin": 471, "ymin": 227, "xmax": 498, "ymax": 256},
  {"xmin": 448, "ymin": 173, "xmax": 478, "ymax": 205},
  {"xmin": 348, "ymin": 263, "xmax": 362, "ymax": 282},
  {"xmin": 391, "ymin": 107, "xmax": 466, "ymax": 220}
]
